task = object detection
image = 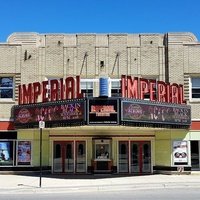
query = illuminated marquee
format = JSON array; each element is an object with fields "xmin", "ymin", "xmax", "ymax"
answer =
[
  {"xmin": 88, "ymin": 98, "xmax": 119, "ymax": 125},
  {"xmin": 18, "ymin": 75, "xmax": 186, "ymax": 105},
  {"xmin": 121, "ymin": 75, "xmax": 186, "ymax": 104},
  {"xmin": 18, "ymin": 76, "xmax": 83, "ymax": 105},
  {"xmin": 14, "ymin": 74, "xmax": 191, "ymax": 129},
  {"xmin": 14, "ymin": 99, "xmax": 86, "ymax": 128},
  {"xmin": 121, "ymin": 100, "xmax": 191, "ymax": 126}
]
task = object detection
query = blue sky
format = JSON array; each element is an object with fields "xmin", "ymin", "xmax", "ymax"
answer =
[{"xmin": 1, "ymin": 0, "xmax": 200, "ymax": 42}]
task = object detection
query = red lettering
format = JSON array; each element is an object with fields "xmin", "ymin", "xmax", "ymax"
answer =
[
  {"xmin": 42, "ymin": 81, "xmax": 49, "ymax": 102},
  {"xmin": 65, "ymin": 77, "xmax": 75, "ymax": 99},
  {"xmin": 171, "ymin": 83, "xmax": 179, "ymax": 104},
  {"xmin": 166, "ymin": 83, "xmax": 171, "ymax": 103},
  {"xmin": 127, "ymin": 76, "xmax": 139, "ymax": 98},
  {"xmin": 60, "ymin": 78, "xmax": 64, "ymax": 100},
  {"xmin": 121, "ymin": 75, "xmax": 126, "ymax": 98},
  {"xmin": 50, "ymin": 79, "xmax": 59, "ymax": 101},
  {"xmin": 76, "ymin": 76, "xmax": 83, "ymax": 98},
  {"xmin": 149, "ymin": 79, "xmax": 156, "ymax": 101},
  {"xmin": 33, "ymin": 82, "xmax": 41, "ymax": 103},
  {"xmin": 140, "ymin": 78, "xmax": 149, "ymax": 100},
  {"xmin": 157, "ymin": 81, "xmax": 167, "ymax": 102},
  {"xmin": 178, "ymin": 84, "xmax": 186, "ymax": 104},
  {"xmin": 22, "ymin": 83, "xmax": 32, "ymax": 104},
  {"xmin": 18, "ymin": 85, "xmax": 22, "ymax": 105}
]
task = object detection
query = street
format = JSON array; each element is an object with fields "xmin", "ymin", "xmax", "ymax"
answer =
[{"xmin": 0, "ymin": 187, "xmax": 200, "ymax": 200}]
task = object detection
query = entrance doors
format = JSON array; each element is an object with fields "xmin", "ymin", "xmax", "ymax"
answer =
[
  {"xmin": 118, "ymin": 141, "xmax": 151, "ymax": 174},
  {"xmin": 53, "ymin": 141, "xmax": 86, "ymax": 173},
  {"xmin": 191, "ymin": 141, "xmax": 200, "ymax": 169}
]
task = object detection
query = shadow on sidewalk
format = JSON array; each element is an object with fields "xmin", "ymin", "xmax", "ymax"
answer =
[{"xmin": 3, "ymin": 171, "xmax": 153, "ymax": 180}]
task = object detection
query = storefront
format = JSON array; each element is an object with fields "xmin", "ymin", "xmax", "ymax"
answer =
[
  {"xmin": 51, "ymin": 134, "xmax": 153, "ymax": 174},
  {"xmin": 12, "ymin": 75, "xmax": 191, "ymax": 174}
]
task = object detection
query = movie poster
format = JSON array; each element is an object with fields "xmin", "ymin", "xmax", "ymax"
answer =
[
  {"xmin": 0, "ymin": 142, "xmax": 11, "ymax": 164},
  {"xmin": 173, "ymin": 141, "xmax": 188, "ymax": 165},
  {"xmin": 17, "ymin": 141, "xmax": 31, "ymax": 165}
]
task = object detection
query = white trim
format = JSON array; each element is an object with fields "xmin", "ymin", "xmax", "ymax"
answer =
[
  {"xmin": 128, "ymin": 141, "xmax": 131, "ymax": 174},
  {"xmin": 51, "ymin": 140, "xmax": 53, "ymax": 174},
  {"xmin": 73, "ymin": 140, "xmax": 76, "ymax": 173},
  {"xmin": 189, "ymin": 76, "xmax": 200, "ymax": 102},
  {"xmin": 80, "ymin": 79, "xmax": 99, "ymax": 82},
  {"xmin": 199, "ymin": 141, "xmax": 200, "ymax": 169},
  {"xmin": 0, "ymin": 99, "xmax": 15, "ymax": 103},
  {"xmin": 0, "ymin": 118, "xmax": 14, "ymax": 121},
  {"xmin": 191, "ymin": 119, "xmax": 200, "ymax": 121}
]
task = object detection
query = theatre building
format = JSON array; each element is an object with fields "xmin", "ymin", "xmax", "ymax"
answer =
[{"xmin": 0, "ymin": 32, "xmax": 199, "ymax": 174}]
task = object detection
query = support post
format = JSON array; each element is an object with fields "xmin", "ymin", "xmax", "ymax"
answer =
[{"xmin": 39, "ymin": 127, "xmax": 42, "ymax": 188}]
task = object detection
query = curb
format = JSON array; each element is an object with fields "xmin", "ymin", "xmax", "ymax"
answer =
[{"xmin": 0, "ymin": 181, "xmax": 200, "ymax": 194}]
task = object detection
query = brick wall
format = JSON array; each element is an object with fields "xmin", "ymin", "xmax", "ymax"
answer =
[{"xmin": 1, "ymin": 32, "xmax": 200, "ymax": 120}]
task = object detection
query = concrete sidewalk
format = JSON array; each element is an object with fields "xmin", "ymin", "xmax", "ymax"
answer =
[{"xmin": 1, "ymin": 173, "xmax": 200, "ymax": 194}]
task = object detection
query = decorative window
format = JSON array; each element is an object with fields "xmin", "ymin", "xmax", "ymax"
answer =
[
  {"xmin": 0, "ymin": 77, "xmax": 14, "ymax": 99},
  {"xmin": 191, "ymin": 77, "xmax": 200, "ymax": 100},
  {"xmin": 110, "ymin": 79, "xmax": 121, "ymax": 97},
  {"xmin": 80, "ymin": 79, "xmax": 95, "ymax": 97}
]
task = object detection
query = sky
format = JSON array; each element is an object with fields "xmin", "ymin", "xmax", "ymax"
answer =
[{"xmin": 0, "ymin": 0, "xmax": 200, "ymax": 42}]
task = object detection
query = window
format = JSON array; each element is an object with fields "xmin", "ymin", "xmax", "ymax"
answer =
[
  {"xmin": 0, "ymin": 77, "xmax": 14, "ymax": 99},
  {"xmin": 191, "ymin": 77, "xmax": 200, "ymax": 99},
  {"xmin": 110, "ymin": 79, "xmax": 121, "ymax": 97},
  {"xmin": 95, "ymin": 139, "xmax": 111, "ymax": 160},
  {"xmin": 80, "ymin": 79, "xmax": 94, "ymax": 97}
]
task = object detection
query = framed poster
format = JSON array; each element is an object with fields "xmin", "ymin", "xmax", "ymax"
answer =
[
  {"xmin": 17, "ymin": 141, "xmax": 31, "ymax": 165},
  {"xmin": 0, "ymin": 141, "xmax": 13, "ymax": 165},
  {"xmin": 173, "ymin": 141, "xmax": 188, "ymax": 165}
]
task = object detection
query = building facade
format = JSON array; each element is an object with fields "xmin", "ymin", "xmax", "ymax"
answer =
[{"xmin": 0, "ymin": 32, "xmax": 199, "ymax": 174}]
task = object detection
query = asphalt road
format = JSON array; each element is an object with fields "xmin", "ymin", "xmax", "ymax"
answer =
[{"xmin": 0, "ymin": 187, "xmax": 200, "ymax": 200}]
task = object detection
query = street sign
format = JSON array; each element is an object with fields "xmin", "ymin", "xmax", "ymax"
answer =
[{"xmin": 39, "ymin": 121, "xmax": 45, "ymax": 129}]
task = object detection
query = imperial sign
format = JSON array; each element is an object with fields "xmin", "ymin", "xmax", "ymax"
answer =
[{"xmin": 18, "ymin": 75, "xmax": 186, "ymax": 105}]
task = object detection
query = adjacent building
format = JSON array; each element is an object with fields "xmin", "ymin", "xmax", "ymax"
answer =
[{"xmin": 0, "ymin": 32, "xmax": 199, "ymax": 174}]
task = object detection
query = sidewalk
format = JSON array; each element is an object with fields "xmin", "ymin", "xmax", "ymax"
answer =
[{"xmin": 1, "ymin": 173, "xmax": 200, "ymax": 194}]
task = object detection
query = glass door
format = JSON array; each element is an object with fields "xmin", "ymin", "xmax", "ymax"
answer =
[
  {"xmin": 53, "ymin": 142, "xmax": 62, "ymax": 172},
  {"xmin": 131, "ymin": 142, "xmax": 140, "ymax": 173},
  {"xmin": 76, "ymin": 141, "xmax": 86, "ymax": 173},
  {"xmin": 118, "ymin": 141, "xmax": 129, "ymax": 173},
  {"xmin": 53, "ymin": 141, "xmax": 74, "ymax": 173},
  {"xmin": 65, "ymin": 142, "xmax": 74, "ymax": 173},
  {"xmin": 142, "ymin": 142, "xmax": 151, "ymax": 173},
  {"xmin": 191, "ymin": 141, "xmax": 200, "ymax": 169},
  {"xmin": 130, "ymin": 141, "xmax": 151, "ymax": 174},
  {"xmin": 118, "ymin": 141, "xmax": 151, "ymax": 174}
]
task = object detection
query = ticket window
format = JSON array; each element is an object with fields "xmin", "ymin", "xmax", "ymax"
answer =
[{"xmin": 95, "ymin": 140, "xmax": 111, "ymax": 160}]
